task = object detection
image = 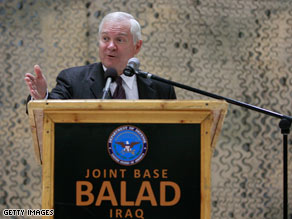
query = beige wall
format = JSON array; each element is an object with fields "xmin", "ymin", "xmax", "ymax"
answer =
[{"xmin": 0, "ymin": 0, "xmax": 292, "ymax": 218}]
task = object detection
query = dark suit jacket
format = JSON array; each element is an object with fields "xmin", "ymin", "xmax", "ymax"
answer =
[{"xmin": 48, "ymin": 62, "xmax": 176, "ymax": 99}]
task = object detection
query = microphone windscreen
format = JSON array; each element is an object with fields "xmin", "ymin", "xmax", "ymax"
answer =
[
  {"xmin": 128, "ymin": 57, "xmax": 140, "ymax": 70},
  {"xmin": 104, "ymin": 68, "xmax": 118, "ymax": 80}
]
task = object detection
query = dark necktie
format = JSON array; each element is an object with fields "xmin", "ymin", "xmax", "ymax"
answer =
[{"xmin": 112, "ymin": 76, "xmax": 126, "ymax": 99}]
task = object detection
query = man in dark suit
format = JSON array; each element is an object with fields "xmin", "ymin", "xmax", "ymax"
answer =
[{"xmin": 24, "ymin": 12, "xmax": 176, "ymax": 100}]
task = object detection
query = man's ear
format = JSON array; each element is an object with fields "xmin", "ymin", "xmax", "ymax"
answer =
[{"xmin": 134, "ymin": 40, "xmax": 143, "ymax": 55}]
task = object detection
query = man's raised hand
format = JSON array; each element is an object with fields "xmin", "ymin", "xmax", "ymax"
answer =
[{"xmin": 24, "ymin": 65, "xmax": 48, "ymax": 99}]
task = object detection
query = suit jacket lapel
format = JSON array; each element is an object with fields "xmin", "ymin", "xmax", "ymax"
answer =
[
  {"xmin": 89, "ymin": 63, "xmax": 106, "ymax": 99},
  {"xmin": 137, "ymin": 76, "xmax": 157, "ymax": 99}
]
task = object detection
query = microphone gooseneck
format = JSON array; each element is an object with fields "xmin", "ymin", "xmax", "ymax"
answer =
[{"xmin": 102, "ymin": 68, "xmax": 118, "ymax": 99}]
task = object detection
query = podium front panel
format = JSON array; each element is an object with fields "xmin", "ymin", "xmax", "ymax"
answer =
[{"xmin": 54, "ymin": 123, "xmax": 201, "ymax": 219}]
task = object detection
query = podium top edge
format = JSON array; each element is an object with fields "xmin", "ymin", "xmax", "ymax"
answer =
[{"xmin": 28, "ymin": 99, "xmax": 228, "ymax": 111}]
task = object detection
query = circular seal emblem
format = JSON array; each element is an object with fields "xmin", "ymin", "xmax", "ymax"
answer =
[{"xmin": 107, "ymin": 125, "xmax": 148, "ymax": 166}]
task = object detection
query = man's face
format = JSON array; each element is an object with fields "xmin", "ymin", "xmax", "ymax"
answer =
[{"xmin": 99, "ymin": 20, "xmax": 142, "ymax": 75}]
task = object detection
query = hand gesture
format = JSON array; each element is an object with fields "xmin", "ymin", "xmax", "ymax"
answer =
[{"xmin": 24, "ymin": 65, "xmax": 48, "ymax": 99}]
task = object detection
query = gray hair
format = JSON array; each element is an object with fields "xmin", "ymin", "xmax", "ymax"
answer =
[{"xmin": 99, "ymin": 12, "xmax": 142, "ymax": 44}]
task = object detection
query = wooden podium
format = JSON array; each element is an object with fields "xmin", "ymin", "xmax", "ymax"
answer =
[{"xmin": 28, "ymin": 100, "xmax": 228, "ymax": 219}]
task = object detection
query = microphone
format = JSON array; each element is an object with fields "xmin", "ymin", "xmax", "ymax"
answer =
[
  {"xmin": 123, "ymin": 57, "xmax": 153, "ymax": 79},
  {"xmin": 123, "ymin": 57, "xmax": 292, "ymax": 127},
  {"xmin": 123, "ymin": 57, "xmax": 140, "ymax": 76},
  {"xmin": 102, "ymin": 68, "xmax": 118, "ymax": 99}
]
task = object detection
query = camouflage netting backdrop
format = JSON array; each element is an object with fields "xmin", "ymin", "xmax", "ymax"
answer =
[{"xmin": 0, "ymin": 0, "xmax": 292, "ymax": 218}]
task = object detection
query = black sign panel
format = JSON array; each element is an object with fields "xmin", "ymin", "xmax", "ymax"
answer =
[{"xmin": 54, "ymin": 123, "xmax": 201, "ymax": 219}]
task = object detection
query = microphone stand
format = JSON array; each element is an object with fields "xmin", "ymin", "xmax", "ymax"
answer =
[{"xmin": 136, "ymin": 70, "xmax": 291, "ymax": 219}]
